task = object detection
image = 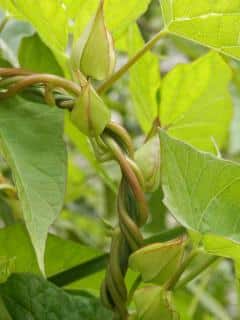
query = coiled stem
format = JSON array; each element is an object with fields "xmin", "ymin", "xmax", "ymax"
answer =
[{"xmin": 100, "ymin": 132, "xmax": 149, "ymax": 319}]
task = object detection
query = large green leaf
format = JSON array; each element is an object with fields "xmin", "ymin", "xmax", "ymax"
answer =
[
  {"xmin": 160, "ymin": 51, "xmax": 232, "ymax": 152},
  {"xmin": 0, "ymin": 273, "xmax": 113, "ymax": 319},
  {"xmin": 160, "ymin": 130, "xmax": 240, "ymax": 242},
  {"xmin": 127, "ymin": 24, "xmax": 161, "ymax": 133},
  {"xmin": 0, "ymin": 223, "xmax": 101, "ymax": 277},
  {"xmin": 18, "ymin": 33, "xmax": 63, "ymax": 75},
  {"xmin": 68, "ymin": 0, "xmax": 152, "ymax": 41},
  {"xmin": 0, "ymin": 97, "xmax": 67, "ymax": 273},
  {"xmin": 0, "ymin": 0, "xmax": 68, "ymax": 70},
  {"xmin": 160, "ymin": 0, "xmax": 240, "ymax": 60}
]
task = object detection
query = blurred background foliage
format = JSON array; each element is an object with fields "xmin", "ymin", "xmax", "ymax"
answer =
[{"xmin": 0, "ymin": 0, "xmax": 239, "ymax": 318}]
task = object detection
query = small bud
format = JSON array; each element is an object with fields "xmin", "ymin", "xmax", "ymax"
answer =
[
  {"xmin": 70, "ymin": 82, "xmax": 110, "ymax": 136},
  {"xmin": 71, "ymin": 0, "xmax": 116, "ymax": 80},
  {"xmin": 129, "ymin": 239, "xmax": 184, "ymax": 285},
  {"xmin": 135, "ymin": 135, "xmax": 160, "ymax": 192},
  {"xmin": 134, "ymin": 286, "xmax": 178, "ymax": 320}
]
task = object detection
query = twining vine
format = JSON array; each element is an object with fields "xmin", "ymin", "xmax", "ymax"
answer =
[{"xmin": 0, "ymin": 67, "xmax": 149, "ymax": 319}]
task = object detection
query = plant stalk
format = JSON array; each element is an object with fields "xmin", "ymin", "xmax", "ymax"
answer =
[{"xmin": 97, "ymin": 30, "xmax": 167, "ymax": 94}]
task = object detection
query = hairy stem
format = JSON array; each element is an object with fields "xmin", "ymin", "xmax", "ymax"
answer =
[{"xmin": 97, "ymin": 30, "xmax": 167, "ymax": 94}]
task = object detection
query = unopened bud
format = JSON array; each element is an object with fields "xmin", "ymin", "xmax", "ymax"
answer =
[
  {"xmin": 70, "ymin": 82, "xmax": 110, "ymax": 136},
  {"xmin": 129, "ymin": 239, "xmax": 184, "ymax": 285},
  {"xmin": 134, "ymin": 286, "xmax": 178, "ymax": 320},
  {"xmin": 71, "ymin": 0, "xmax": 115, "ymax": 80},
  {"xmin": 135, "ymin": 135, "xmax": 160, "ymax": 192}
]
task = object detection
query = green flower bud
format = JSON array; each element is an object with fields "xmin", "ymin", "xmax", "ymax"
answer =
[
  {"xmin": 135, "ymin": 135, "xmax": 160, "ymax": 192},
  {"xmin": 71, "ymin": 0, "xmax": 116, "ymax": 80},
  {"xmin": 129, "ymin": 239, "xmax": 184, "ymax": 285},
  {"xmin": 70, "ymin": 82, "xmax": 110, "ymax": 136},
  {"xmin": 134, "ymin": 286, "xmax": 178, "ymax": 320}
]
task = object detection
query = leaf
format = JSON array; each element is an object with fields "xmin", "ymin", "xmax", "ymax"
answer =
[
  {"xmin": 0, "ymin": 96, "xmax": 67, "ymax": 273},
  {"xmin": 0, "ymin": 273, "xmax": 113, "ymax": 320},
  {"xmin": 18, "ymin": 33, "xmax": 63, "ymax": 75},
  {"xmin": 160, "ymin": 129, "xmax": 240, "ymax": 243},
  {"xmin": 0, "ymin": 0, "xmax": 68, "ymax": 70},
  {"xmin": 160, "ymin": 0, "xmax": 240, "ymax": 60},
  {"xmin": 69, "ymin": 0, "xmax": 152, "ymax": 41},
  {"xmin": 0, "ymin": 223, "xmax": 101, "ymax": 278},
  {"xmin": 126, "ymin": 24, "xmax": 161, "ymax": 133},
  {"xmin": 203, "ymin": 234, "xmax": 240, "ymax": 279},
  {"xmin": 160, "ymin": 51, "xmax": 232, "ymax": 152}
]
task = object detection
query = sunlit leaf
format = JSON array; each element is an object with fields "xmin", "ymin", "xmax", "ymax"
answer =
[
  {"xmin": 160, "ymin": 0, "xmax": 240, "ymax": 60},
  {"xmin": 160, "ymin": 52, "xmax": 232, "ymax": 152}
]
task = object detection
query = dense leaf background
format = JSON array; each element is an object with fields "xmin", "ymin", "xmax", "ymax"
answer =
[{"xmin": 0, "ymin": 0, "xmax": 239, "ymax": 319}]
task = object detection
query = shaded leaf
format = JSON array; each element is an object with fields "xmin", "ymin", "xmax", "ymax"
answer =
[
  {"xmin": 18, "ymin": 33, "xmax": 63, "ymax": 75},
  {"xmin": 0, "ymin": 96, "xmax": 67, "ymax": 273},
  {"xmin": 0, "ymin": 223, "xmax": 101, "ymax": 278},
  {"xmin": 160, "ymin": 130, "xmax": 240, "ymax": 242},
  {"xmin": 0, "ymin": 273, "xmax": 113, "ymax": 320}
]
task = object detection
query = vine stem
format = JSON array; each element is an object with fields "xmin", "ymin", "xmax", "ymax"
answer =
[
  {"xmin": 0, "ymin": 72, "xmax": 82, "ymax": 99},
  {"xmin": 97, "ymin": 30, "xmax": 168, "ymax": 94}
]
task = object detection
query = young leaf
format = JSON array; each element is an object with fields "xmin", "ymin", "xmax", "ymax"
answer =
[
  {"xmin": 160, "ymin": 51, "xmax": 232, "ymax": 153},
  {"xmin": 0, "ymin": 96, "xmax": 67, "ymax": 273},
  {"xmin": 129, "ymin": 238, "xmax": 184, "ymax": 285},
  {"xmin": 125, "ymin": 24, "xmax": 161, "ymax": 133},
  {"xmin": 160, "ymin": 1, "xmax": 240, "ymax": 60},
  {"xmin": 0, "ymin": 273, "xmax": 113, "ymax": 319},
  {"xmin": 160, "ymin": 130, "xmax": 240, "ymax": 242},
  {"xmin": 18, "ymin": 33, "xmax": 63, "ymax": 75}
]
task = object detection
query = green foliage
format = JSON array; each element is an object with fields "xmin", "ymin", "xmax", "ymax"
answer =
[
  {"xmin": 18, "ymin": 33, "xmax": 63, "ymax": 75},
  {"xmin": 160, "ymin": 0, "xmax": 240, "ymax": 60},
  {"xmin": 125, "ymin": 24, "xmax": 161, "ymax": 132},
  {"xmin": 160, "ymin": 51, "xmax": 232, "ymax": 152},
  {"xmin": 0, "ymin": 0, "xmax": 240, "ymax": 318},
  {"xmin": 160, "ymin": 129, "xmax": 240, "ymax": 242},
  {"xmin": 0, "ymin": 273, "xmax": 113, "ymax": 319},
  {"xmin": 0, "ymin": 96, "xmax": 67, "ymax": 273}
]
